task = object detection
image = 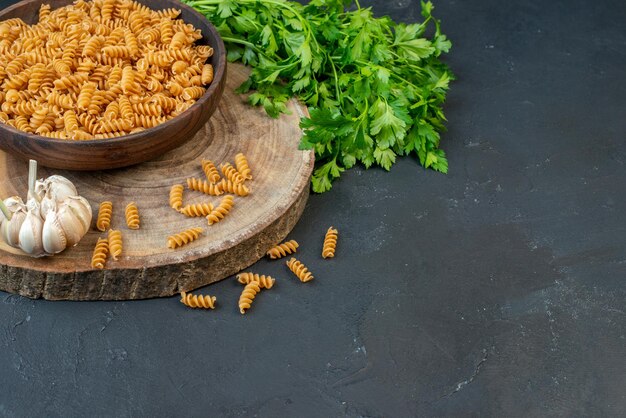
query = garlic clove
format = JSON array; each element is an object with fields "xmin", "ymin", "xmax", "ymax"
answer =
[
  {"xmin": 56, "ymin": 203, "xmax": 85, "ymax": 247},
  {"xmin": 4, "ymin": 196, "xmax": 26, "ymax": 212},
  {"xmin": 36, "ymin": 175, "xmax": 77, "ymax": 202},
  {"xmin": 40, "ymin": 196, "xmax": 55, "ymax": 218},
  {"xmin": 42, "ymin": 211, "xmax": 67, "ymax": 254},
  {"xmin": 1, "ymin": 209, "xmax": 26, "ymax": 248},
  {"xmin": 19, "ymin": 208, "xmax": 45, "ymax": 256},
  {"xmin": 65, "ymin": 196, "xmax": 92, "ymax": 235}
]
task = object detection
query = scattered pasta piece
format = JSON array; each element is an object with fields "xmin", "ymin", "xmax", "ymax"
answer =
[
  {"xmin": 206, "ymin": 195, "xmax": 234, "ymax": 225},
  {"xmin": 201, "ymin": 159, "xmax": 220, "ymax": 183},
  {"xmin": 180, "ymin": 291, "xmax": 216, "ymax": 309},
  {"xmin": 167, "ymin": 227, "xmax": 204, "ymax": 249},
  {"xmin": 219, "ymin": 179, "xmax": 249, "ymax": 197},
  {"xmin": 234, "ymin": 153, "xmax": 252, "ymax": 180},
  {"xmin": 286, "ymin": 258, "xmax": 314, "ymax": 282},
  {"xmin": 238, "ymin": 281, "xmax": 261, "ymax": 314},
  {"xmin": 180, "ymin": 202, "xmax": 214, "ymax": 217},
  {"xmin": 220, "ymin": 162, "xmax": 244, "ymax": 185},
  {"xmin": 125, "ymin": 202, "xmax": 140, "ymax": 229},
  {"xmin": 96, "ymin": 201, "xmax": 113, "ymax": 232},
  {"xmin": 91, "ymin": 237, "xmax": 109, "ymax": 269},
  {"xmin": 108, "ymin": 229, "xmax": 123, "ymax": 260},
  {"xmin": 236, "ymin": 272, "xmax": 275, "ymax": 289},
  {"xmin": 169, "ymin": 184, "xmax": 184, "ymax": 211},
  {"xmin": 187, "ymin": 177, "xmax": 223, "ymax": 196},
  {"xmin": 266, "ymin": 240, "xmax": 299, "ymax": 259},
  {"xmin": 322, "ymin": 227, "xmax": 338, "ymax": 259}
]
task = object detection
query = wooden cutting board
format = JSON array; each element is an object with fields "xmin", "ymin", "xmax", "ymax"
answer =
[{"xmin": 0, "ymin": 63, "xmax": 314, "ymax": 300}]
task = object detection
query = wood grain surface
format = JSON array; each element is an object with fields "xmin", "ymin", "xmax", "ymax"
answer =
[
  {"xmin": 0, "ymin": 63, "xmax": 314, "ymax": 300},
  {"xmin": 0, "ymin": 0, "xmax": 227, "ymax": 170}
]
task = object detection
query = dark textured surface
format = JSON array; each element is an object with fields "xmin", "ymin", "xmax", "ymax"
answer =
[{"xmin": 1, "ymin": 0, "xmax": 626, "ymax": 416}]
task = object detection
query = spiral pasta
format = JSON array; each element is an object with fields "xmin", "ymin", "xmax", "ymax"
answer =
[
  {"xmin": 266, "ymin": 240, "xmax": 299, "ymax": 259},
  {"xmin": 169, "ymin": 184, "xmax": 184, "ymax": 211},
  {"xmin": 322, "ymin": 226, "xmax": 338, "ymax": 259},
  {"xmin": 206, "ymin": 195, "xmax": 234, "ymax": 225},
  {"xmin": 201, "ymin": 64, "xmax": 214, "ymax": 85},
  {"xmin": 180, "ymin": 291, "xmax": 216, "ymax": 309},
  {"xmin": 236, "ymin": 272, "xmax": 275, "ymax": 289},
  {"xmin": 108, "ymin": 229, "xmax": 123, "ymax": 260},
  {"xmin": 201, "ymin": 159, "xmax": 220, "ymax": 183},
  {"xmin": 0, "ymin": 0, "xmax": 216, "ymax": 140},
  {"xmin": 238, "ymin": 281, "xmax": 261, "ymax": 314},
  {"xmin": 186, "ymin": 177, "xmax": 223, "ymax": 196},
  {"xmin": 167, "ymin": 227, "xmax": 203, "ymax": 249},
  {"xmin": 91, "ymin": 237, "xmax": 109, "ymax": 269},
  {"xmin": 234, "ymin": 153, "xmax": 252, "ymax": 180},
  {"xmin": 180, "ymin": 202, "xmax": 214, "ymax": 217},
  {"xmin": 96, "ymin": 201, "xmax": 113, "ymax": 232},
  {"xmin": 220, "ymin": 162, "xmax": 244, "ymax": 185},
  {"xmin": 218, "ymin": 179, "xmax": 249, "ymax": 197},
  {"xmin": 286, "ymin": 258, "xmax": 314, "ymax": 283},
  {"xmin": 125, "ymin": 202, "xmax": 140, "ymax": 229}
]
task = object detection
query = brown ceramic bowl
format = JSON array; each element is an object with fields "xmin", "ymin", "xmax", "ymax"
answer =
[{"xmin": 0, "ymin": 0, "xmax": 226, "ymax": 170}]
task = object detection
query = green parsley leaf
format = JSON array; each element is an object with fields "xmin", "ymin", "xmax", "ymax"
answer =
[{"xmin": 186, "ymin": 0, "xmax": 453, "ymax": 192}]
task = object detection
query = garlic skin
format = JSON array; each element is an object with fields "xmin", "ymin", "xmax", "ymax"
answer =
[
  {"xmin": 42, "ymin": 210, "xmax": 67, "ymax": 254},
  {"xmin": 18, "ymin": 204, "xmax": 45, "ymax": 257}
]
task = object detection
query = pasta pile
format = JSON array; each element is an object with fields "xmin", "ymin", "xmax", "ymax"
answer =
[{"xmin": 0, "ymin": 0, "xmax": 215, "ymax": 139}]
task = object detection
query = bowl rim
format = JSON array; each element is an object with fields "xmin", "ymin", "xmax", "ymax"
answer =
[{"xmin": 0, "ymin": 0, "xmax": 227, "ymax": 147}]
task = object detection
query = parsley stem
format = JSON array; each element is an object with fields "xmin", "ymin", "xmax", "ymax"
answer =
[
  {"xmin": 221, "ymin": 36, "xmax": 262, "ymax": 53},
  {"xmin": 328, "ymin": 54, "xmax": 343, "ymax": 109}
]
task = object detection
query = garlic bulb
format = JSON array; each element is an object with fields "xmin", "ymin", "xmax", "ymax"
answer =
[{"xmin": 0, "ymin": 160, "xmax": 92, "ymax": 257}]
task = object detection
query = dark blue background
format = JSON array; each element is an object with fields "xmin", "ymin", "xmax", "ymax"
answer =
[{"xmin": 1, "ymin": 0, "xmax": 625, "ymax": 416}]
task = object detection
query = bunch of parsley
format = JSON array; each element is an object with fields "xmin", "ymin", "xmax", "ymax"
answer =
[{"xmin": 184, "ymin": 0, "xmax": 453, "ymax": 192}]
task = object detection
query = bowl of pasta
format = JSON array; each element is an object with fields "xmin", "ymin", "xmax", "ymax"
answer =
[{"xmin": 0, "ymin": 0, "xmax": 226, "ymax": 170}]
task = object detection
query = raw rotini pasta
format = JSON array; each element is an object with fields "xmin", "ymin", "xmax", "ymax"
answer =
[
  {"xmin": 266, "ymin": 240, "xmax": 299, "ymax": 259},
  {"xmin": 220, "ymin": 162, "xmax": 244, "ymax": 185},
  {"xmin": 201, "ymin": 159, "xmax": 220, "ymax": 183},
  {"xmin": 218, "ymin": 179, "xmax": 249, "ymax": 197},
  {"xmin": 286, "ymin": 258, "xmax": 314, "ymax": 283},
  {"xmin": 0, "ymin": 0, "xmax": 216, "ymax": 140},
  {"xmin": 91, "ymin": 237, "xmax": 109, "ymax": 269},
  {"xmin": 96, "ymin": 201, "xmax": 113, "ymax": 231},
  {"xmin": 187, "ymin": 177, "xmax": 223, "ymax": 196},
  {"xmin": 201, "ymin": 64, "xmax": 213, "ymax": 85},
  {"xmin": 180, "ymin": 202, "xmax": 214, "ymax": 217},
  {"xmin": 180, "ymin": 291, "xmax": 216, "ymax": 309},
  {"xmin": 206, "ymin": 195, "xmax": 234, "ymax": 225},
  {"xmin": 169, "ymin": 184, "xmax": 184, "ymax": 211},
  {"xmin": 238, "ymin": 281, "xmax": 261, "ymax": 314},
  {"xmin": 322, "ymin": 226, "xmax": 338, "ymax": 259},
  {"xmin": 108, "ymin": 229, "xmax": 123, "ymax": 260},
  {"xmin": 234, "ymin": 153, "xmax": 252, "ymax": 180},
  {"xmin": 236, "ymin": 272, "xmax": 275, "ymax": 289},
  {"xmin": 125, "ymin": 201, "xmax": 140, "ymax": 229},
  {"xmin": 167, "ymin": 227, "xmax": 203, "ymax": 249}
]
